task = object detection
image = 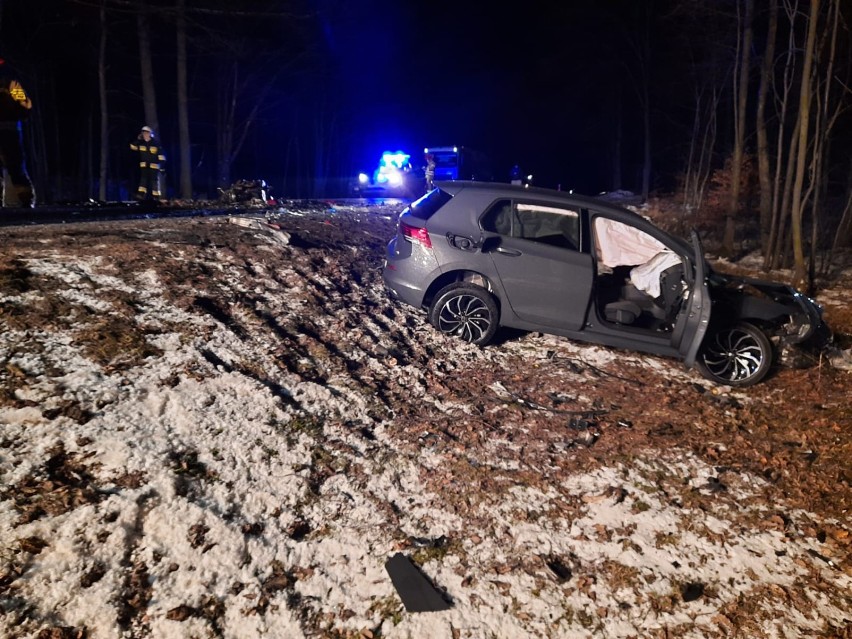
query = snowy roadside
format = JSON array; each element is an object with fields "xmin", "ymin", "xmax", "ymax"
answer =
[{"xmin": 0, "ymin": 207, "xmax": 849, "ymax": 638}]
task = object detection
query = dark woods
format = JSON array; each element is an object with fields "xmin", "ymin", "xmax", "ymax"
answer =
[{"xmin": 1, "ymin": 0, "xmax": 850, "ymax": 288}]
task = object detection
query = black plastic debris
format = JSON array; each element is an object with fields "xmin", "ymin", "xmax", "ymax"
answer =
[
  {"xmin": 681, "ymin": 581, "xmax": 705, "ymax": 602},
  {"xmin": 385, "ymin": 553, "xmax": 452, "ymax": 612},
  {"xmin": 569, "ymin": 417, "xmax": 595, "ymax": 431},
  {"xmin": 410, "ymin": 535, "xmax": 448, "ymax": 550},
  {"xmin": 219, "ymin": 178, "xmax": 270, "ymax": 203},
  {"xmin": 703, "ymin": 476, "xmax": 728, "ymax": 493},
  {"xmin": 807, "ymin": 548, "xmax": 838, "ymax": 569},
  {"xmin": 544, "ymin": 555, "xmax": 572, "ymax": 583}
]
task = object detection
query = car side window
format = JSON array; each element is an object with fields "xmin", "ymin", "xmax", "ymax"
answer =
[
  {"xmin": 514, "ymin": 203, "xmax": 580, "ymax": 250},
  {"xmin": 481, "ymin": 199, "xmax": 513, "ymax": 235},
  {"xmin": 481, "ymin": 200, "xmax": 580, "ymax": 251}
]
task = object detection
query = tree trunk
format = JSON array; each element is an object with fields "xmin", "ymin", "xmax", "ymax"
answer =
[
  {"xmin": 641, "ymin": 78, "xmax": 651, "ymax": 202},
  {"xmin": 176, "ymin": 0, "xmax": 192, "ymax": 199},
  {"xmin": 770, "ymin": 110, "xmax": 800, "ymax": 270},
  {"xmin": 682, "ymin": 81, "xmax": 720, "ymax": 232},
  {"xmin": 755, "ymin": 0, "xmax": 777, "ymax": 253},
  {"xmin": 137, "ymin": 1, "xmax": 159, "ymax": 133},
  {"xmin": 612, "ymin": 85, "xmax": 622, "ymax": 191},
  {"xmin": 215, "ymin": 60, "xmax": 279, "ymax": 190},
  {"xmin": 723, "ymin": 0, "xmax": 754, "ymax": 256},
  {"xmin": 764, "ymin": 0, "xmax": 800, "ymax": 271},
  {"xmin": 98, "ymin": 0, "xmax": 109, "ymax": 201},
  {"xmin": 621, "ymin": 3, "xmax": 653, "ymax": 203},
  {"xmin": 215, "ymin": 63, "xmax": 237, "ymax": 189},
  {"xmin": 639, "ymin": 8, "xmax": 652, "ymax": 203},
  {"xmin": 829, "ymin": 158, "xmax": 852, "ymax": 261},
  {"xmin": 789, "ymin": 0, "xmax": 819, "ymax": 289},
  {"xmin": 810, "ymin": 0, "xmax": 842, "ymax": 278}
]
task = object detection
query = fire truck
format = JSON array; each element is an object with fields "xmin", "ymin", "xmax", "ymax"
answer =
[{"xmin": 423, "ymin": 146, "xmax": 494, "ymax": 182}]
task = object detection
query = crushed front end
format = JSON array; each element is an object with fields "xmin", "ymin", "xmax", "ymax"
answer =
[{"xmin": 708, "ymin": 271, "xmax": 832, "ymax": 365}]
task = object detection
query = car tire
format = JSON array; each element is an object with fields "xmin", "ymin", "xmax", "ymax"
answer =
[
  {"xmin": 696, "ymin": 321, "xmax": 773, "ymax": 387},
  {"xmin": 429, "ymin": 283, "xmax": 499, "ymax": 346}
]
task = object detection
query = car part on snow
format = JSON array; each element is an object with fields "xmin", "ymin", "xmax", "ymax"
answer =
[
  {"xmin": 219, "ymin": 179, "xmax": 269, "ymax": 203},
  {"xmin": 681, "ymin": 582, "xmax": 705, "ymax": 602},
  {"xmin": 384, "ymin": 553, "xmax": 452, "ymax": 612},
  {"xmin": 543, "ymin": 555, "xmax": 573, "ymax": 583}
]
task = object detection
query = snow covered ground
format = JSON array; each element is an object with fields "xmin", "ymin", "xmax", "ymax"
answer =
[{"xmin": 0, "ymin": 203, "xmax": 849, "ymax": 638}]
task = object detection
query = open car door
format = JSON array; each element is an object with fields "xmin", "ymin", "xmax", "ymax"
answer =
[{"xmin": 675, "ymin": 230, "xmax": 712, "ymax": 367}]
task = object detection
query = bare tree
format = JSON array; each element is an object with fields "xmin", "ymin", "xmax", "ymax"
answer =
[
  {"xmin": 637, "ymin": 10, "xmax": 653, "ymax": 203},
  {"xmin": 809, "ymin": 0, "xmax": 845, "ymax": 278},
  {"xmin": 615, "ymin": 2, "xmax": 654, "ymax": 202},
  {"xmin": 175, "ymin": 0, "xmax": 191, "ymax": 199},
  {"xmin": 611, "ymin": 84, "xmax": 623, "ymax": 192},
  {"xmin": 755, "ymin": 0, "xmax": 778, "ymax": 252},
  {"xmin": 723, "ymin": 0, "xmax": 754, "ymax": 256},
  {"xmin": 98, "ymin": 0, "xmax": 109, "ymax": 201},
  {"xmin": 789, "ymin": 0, "xmax": 819, "ymax": 288},
  {"xmin": 764, "ymin": 0, "xmax": 801, "ymax": 271},
  {"xmin": 681, "ymin": 84, "xmax": 721, "ymax": 223},
  {"xmin": 829, "ymin": 158, "xmax": 852, "ymax": 264},
  {"xmin": 215, "ymin": 59, "xmax": 279, "ymax": 189},
  {"xmin": 136, "ymin": 0, "xmax": 160, "ymax": 134}
]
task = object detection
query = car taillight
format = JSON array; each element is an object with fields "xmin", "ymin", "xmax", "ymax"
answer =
[{"xmin": 400, "ymin": 220, "xmax": 432, "ymax": 248}]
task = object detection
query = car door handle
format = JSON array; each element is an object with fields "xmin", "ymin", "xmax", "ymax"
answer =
[{"xmin": 496, "ymin": 247, "xmax": 522, "ymax": 256}]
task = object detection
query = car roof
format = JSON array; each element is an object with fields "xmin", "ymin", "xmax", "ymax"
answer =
[
  {"xmin": 432, "ymin": 180, "xmax": 694, "ymax": 254},
  {"xmin": 434, "ymin": 180, "xmax": 636, "ymax": 216}
]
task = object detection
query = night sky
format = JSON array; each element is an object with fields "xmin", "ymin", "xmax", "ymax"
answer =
[
  {"xmin": 3, "ymin": 1, "xmax": 825, "ymax": 200},
  {"xmin": 329, "ymin": 1, "xmax": 637, "ymax": 192}
]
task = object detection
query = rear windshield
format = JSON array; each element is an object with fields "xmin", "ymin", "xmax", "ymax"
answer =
[{"xmin": 407, "ymin": 188, "xmax": 453, "ymax": 220}]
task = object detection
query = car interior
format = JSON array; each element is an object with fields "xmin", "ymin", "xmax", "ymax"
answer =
[
  {"xmin": 481, "ymin": 201, "xmax": 687, "ymax": 332},
  {"xmin": 592, "ymin": 217, "xmax": 687, "ymax": 332}
]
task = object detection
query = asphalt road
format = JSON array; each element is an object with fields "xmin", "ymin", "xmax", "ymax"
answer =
[{"xmin": 0, "ymin": 198, "xmax": 408, "ymax": 228}]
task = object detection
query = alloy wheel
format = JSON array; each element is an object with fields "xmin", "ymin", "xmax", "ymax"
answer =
[{"xmin": 698, "ymin": 322, "xmax": 772, "ymax": 386}]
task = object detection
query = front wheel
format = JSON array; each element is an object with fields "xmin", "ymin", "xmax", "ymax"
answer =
[
  {"xmin": 696, "ymin": 322, "xmax": 773, "ymax": 386},
  {"xmin": 429, "ymin": 283, "xmax": 498, "ymax": 346}
]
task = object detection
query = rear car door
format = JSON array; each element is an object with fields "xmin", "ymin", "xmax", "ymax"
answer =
[{"xmin": 480, "ymin": 200, "xmax": 593, "ymax": 330}]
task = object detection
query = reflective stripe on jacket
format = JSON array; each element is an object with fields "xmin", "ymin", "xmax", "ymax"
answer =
[{"xmin": 130, "ymin": 141, "xmax": 166, "ymax": 170}]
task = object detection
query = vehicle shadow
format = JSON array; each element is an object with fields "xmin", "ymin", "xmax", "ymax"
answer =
[{"xmin": 490, "ymin": 327, "xmax": 531, "ymax": 346}]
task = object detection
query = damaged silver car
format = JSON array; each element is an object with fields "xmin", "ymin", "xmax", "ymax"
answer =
[{"xmin": 382, "ymin": 182, "xmax": 830, "ymax": 386}]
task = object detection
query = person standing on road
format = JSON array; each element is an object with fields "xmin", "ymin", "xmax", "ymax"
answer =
[
  {"xmin": 0, "ymin": 58, "xmax": 35, "ymax": 208},
  {"xmin": 130, "ymin": 125, "xmax": 166, "ymax": 201},
  {"xmin": 424, "ymin": 152, "xmax": 436, "ymax": 193}
]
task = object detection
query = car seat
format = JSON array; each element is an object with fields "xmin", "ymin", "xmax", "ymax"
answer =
[{"xmin": 603, "ymin": 269, "xmax": 674, "ymax": 327}]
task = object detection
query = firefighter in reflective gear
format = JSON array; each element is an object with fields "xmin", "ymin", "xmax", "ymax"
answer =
[
  {"xmin": 0, "ymin": 58, "xmax": 35, "ymax": 208},
  {"xmin": 424, "ymin": 153, "xmax": 436, "ymax": 193},
  {"xmin": 130, "ymin": 125, "xmax": 166, "ymax": 200}
]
